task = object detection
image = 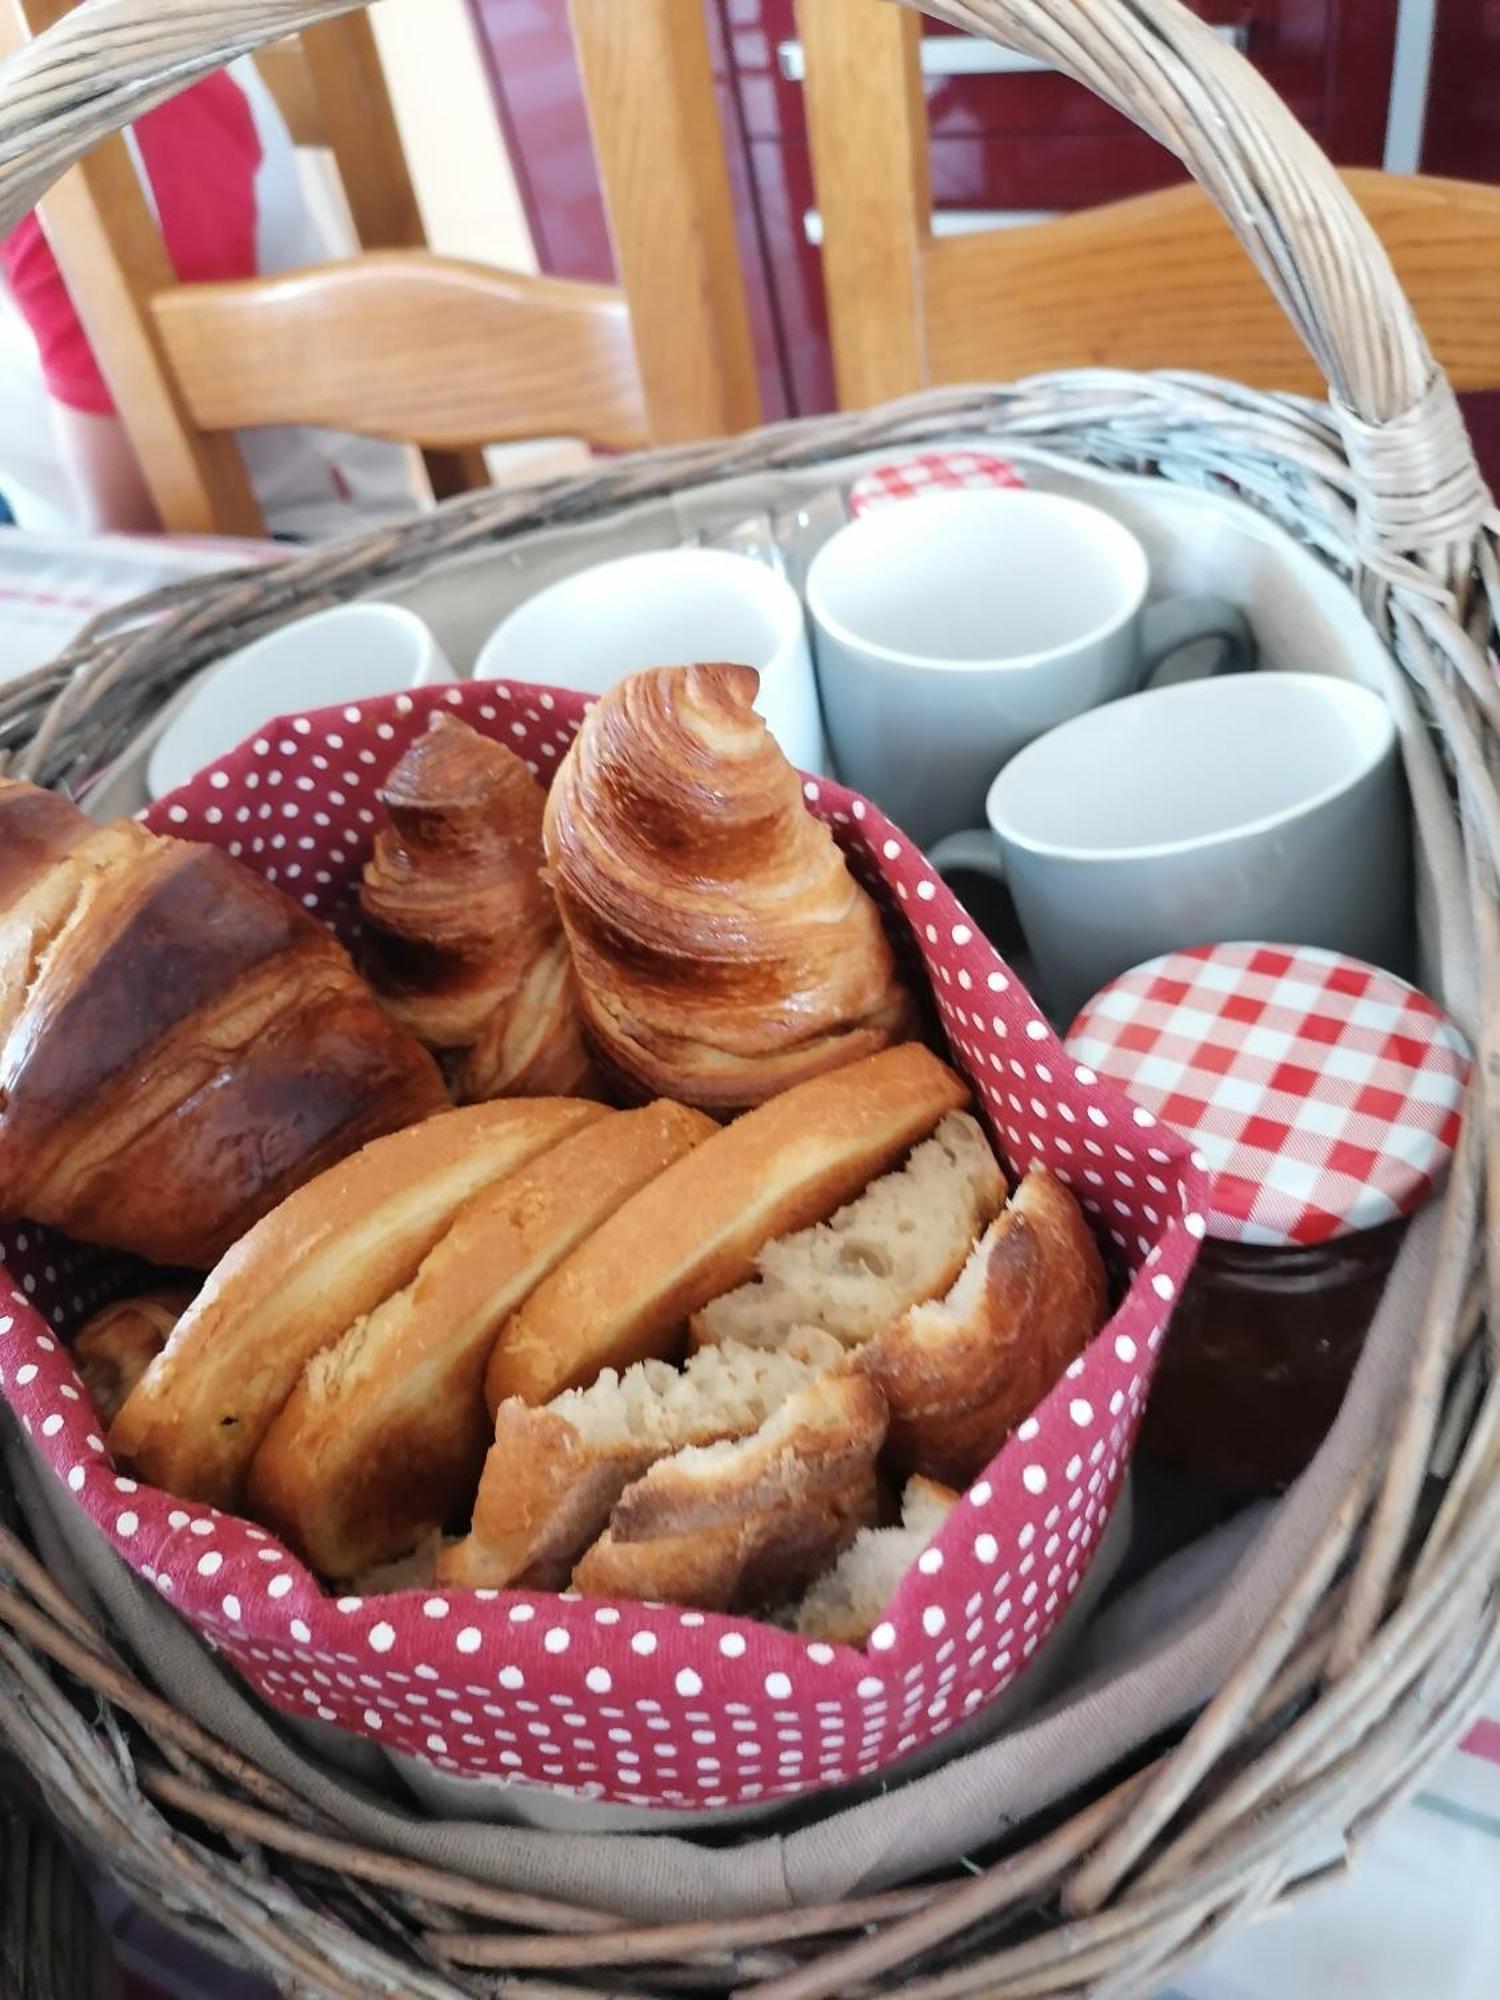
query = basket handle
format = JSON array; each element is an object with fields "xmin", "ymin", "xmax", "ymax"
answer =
[
  {"xmin": 0, "ymin": 1, "xmax": 366, "ymax": 234},
  {"xmin": 904, "ymin": 0, "xmax": 1491, "ymax": 555},
  {"xmin": 0, "ymin": 0, "xmax": 1438, "ymax": 425}
]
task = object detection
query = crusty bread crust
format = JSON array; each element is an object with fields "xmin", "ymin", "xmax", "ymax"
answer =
[
  {"xmin": 73, "ymin": 1289, "xmax": 193, "ymax": 1426},
  {"xmin": 248, "ymin": 1102, "xmax": 711, "ymax": 1578},
  {"xmin": 790, "ymin": 1475, "xmax": 958, "ymax": 1644},
  {"xmin": 440, "ymin": 1330, "xmax": 841, "ymax": 1591},
  {"xmin": 572, "ymin": 1370, "xmax": 888, "ymax": 1611},
  {"xmin": 860, "ymin": 1169, "xmax": 1108, "ymax": 1488},
  {"xmin": 689, "ymin": 1110, "xmax": 1005, "ymax": 1354},
  {"xmin": 438, "ymin": 1405, "xmax": 643, "ymax": 1591},
  {"xmin": 575, "ymin": 1477, "xmax": 877, "ymax": 1614},
  {"xmin": 486, "ymin": 1043, "xmax": 968, "ymax": 1410},
  {"xmin": 109, "ymin": 1099, "xmax": 602, "ymax": 1509}
]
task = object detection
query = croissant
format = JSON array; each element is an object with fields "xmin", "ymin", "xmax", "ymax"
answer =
[
  {"xmin": 359, "ymin": 715, "xmax": 597, "ymax": 1101},
  {"xmin": 0, "ymin": 779, "xmax": 444, "ymax": 1268},
  {"xmin": 542, "ymin": 663, "xmax": 915, "ymax": 1113}
]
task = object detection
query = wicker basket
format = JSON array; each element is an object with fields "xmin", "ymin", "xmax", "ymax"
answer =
[{"xmin": 1, "ymin": 1, "xmax": 1498, "ymax": 1995}]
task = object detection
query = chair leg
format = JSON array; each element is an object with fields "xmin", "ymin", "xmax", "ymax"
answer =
[{"xmin": 422, "ymin": 446, "xmax": 491, "ymax": 500}]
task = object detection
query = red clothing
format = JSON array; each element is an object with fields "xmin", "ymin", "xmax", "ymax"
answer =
[{"xmin": 2, "ymin": 71, "xmax": 261, "ymax": 415}]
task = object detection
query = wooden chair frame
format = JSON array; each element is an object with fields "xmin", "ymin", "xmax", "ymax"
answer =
[
  {"xmin": 1, "ymin": 0, "xmax": 761, "ymax": 534},
  {"xmin": 796, "ymin": 0, "xmax": 1500, "ymax": 408}
]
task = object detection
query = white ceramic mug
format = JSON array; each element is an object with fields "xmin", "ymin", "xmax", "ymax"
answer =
[
  {"xmin": 805, "ymin": 488, "xmax": 1252, "ymax": 844},
  {"xmin": 147, "ymin": 602, "xmax": 451, "ymax": 800},
  {"xmin": 928, "ymin": 672, "xmax": 1410, "ymax": 1025},
  {"xmin": 474, "ymin": 546, "xmax": 828, "ymax": 773}
]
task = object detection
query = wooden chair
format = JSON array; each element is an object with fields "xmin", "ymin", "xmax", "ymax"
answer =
[
  {"xmin": 1, "ymin": 0, "xmax": 760, "ymax": 535},
  {"xmin": 797, "ymin": 0, "xmax": 1500, "ymax": 409}
]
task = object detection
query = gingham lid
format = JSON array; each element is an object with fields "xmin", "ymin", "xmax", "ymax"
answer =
[
  {"xmin": 1065, "ymin": 943, "xmax": 1470, "ymax": 1247},
  {"xmin": 848, "ymin": 449, "xmax": 1025, "ymax": 516}
]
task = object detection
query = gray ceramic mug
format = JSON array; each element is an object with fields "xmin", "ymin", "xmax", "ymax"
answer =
[
  {"xmin": 806, "ymin": 488, "xmax": 1253, "ymax": 846},
  {"xmin": 927, "ymin": 672, "xmax": 1411, "ymax": 1025}
]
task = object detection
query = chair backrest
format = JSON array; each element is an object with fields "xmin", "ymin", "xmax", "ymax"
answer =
[
  {"xmin": 255, "ymin": 23, "xmax": 425, "ymax": 256},
  {"xmin": 797, "ymin": 0, "xmax": 1500, "ymax": 409},
  {"xmin": 2, "ymin": 0, "xmax": 760, "ymax": 534}
]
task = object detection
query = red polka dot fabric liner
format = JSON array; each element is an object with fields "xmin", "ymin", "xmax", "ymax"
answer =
[
  {"xmin": 1066, "ymin": 943, "xmax": 1470, "ymax": 1249},
  {"xmin": 0, "ymin": 679, "xmax": 1208, "ymax": 1812},
  {"xmin": 847, "ymin": 449, "xmax": 1026, "ymax": 516}
]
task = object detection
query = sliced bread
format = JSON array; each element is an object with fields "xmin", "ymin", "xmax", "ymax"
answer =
[
  {"xmin": 859, "ymin": 1168, "xmax": 1108, "ymax": 1488},
  {"xmin": 790, "ymin": 1475, "xmax": 959, "ymax": 1644},
  {"xmin": 247, "ymin": 1101, "xmax": 710, "ymax": 1580},
  {"xmin": 689, "ymin": 1111, "xmax": 1004, "ymax": 1353},
  {"xmin": 570, "ymin": 1370, "xmax": 888, "ymax": 1613},
  {"xmin": 485, "ymin": 1043, "xmax": 969, "ymax": 1409},
  {"xmin": 437, "ymin": 1328, "xmax": 845, "ymax": 1589}
]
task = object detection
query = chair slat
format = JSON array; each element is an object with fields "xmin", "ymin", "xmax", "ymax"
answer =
[{"xmin": 152, "ymin": 252, "xmax": 651, "ymax": 451}]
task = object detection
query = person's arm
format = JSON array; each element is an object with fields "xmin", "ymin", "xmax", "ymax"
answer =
[
  {"xmin": 1, "ymin": 213, "xmax": 165, "ymax": 533},
  {"xmin": 50, "ymin": 403, "xmax": 161, "ymax": 533}
]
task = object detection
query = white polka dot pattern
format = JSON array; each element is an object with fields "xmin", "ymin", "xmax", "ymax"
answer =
[{"xmin": 0, "ymin": 678, "xmax": 1207, "ymax": 1811}]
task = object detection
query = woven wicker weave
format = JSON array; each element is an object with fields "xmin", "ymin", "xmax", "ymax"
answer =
[{"xmin": 0, "ymin": 3, "xmax": 1497, "ymax": 1996}]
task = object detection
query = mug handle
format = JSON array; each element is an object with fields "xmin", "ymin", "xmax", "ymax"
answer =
[
  {"xmin": 927, "ymin": 829, "xmax": 1035, "ymax": 972},
  {"xmin": 1139, "ymin": 594, "xmax": 1256, "ymax": 690},
  {"xmin": 926, "ymin": 829, "xmax": 1006, "ymax": 882}
]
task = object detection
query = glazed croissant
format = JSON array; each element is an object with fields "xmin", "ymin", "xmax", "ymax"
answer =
[
  {"xmin": 542, "ymin": 663, "xmax": 915, "ymax": 1113},
  {"xmin": 0, "ymin": 780, "xmax": 444, "ymax": 1269},
  {"xmin": 359, "ymin": 715, "xmax": 596, "ymax": 1101}
]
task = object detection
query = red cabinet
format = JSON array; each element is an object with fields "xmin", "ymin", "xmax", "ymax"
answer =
[
  {"xmin": 468, "ymin": 1, "xmax": 1404, "ymax": 418},
  {"xmin": 1424, "ymin": 0, "xmax": 1500, "ymax": 180},
  {"xmin": 1422, "ymin": 0, "xmax": 1500, "ymax": 485}
]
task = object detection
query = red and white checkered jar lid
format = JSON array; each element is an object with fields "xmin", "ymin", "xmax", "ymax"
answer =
[
  {"xmin": 1065, "ymin": 943, "xmax": 1471, "ymax": 1248},
  {"xmin": 848, "ymin": 449, "xmax": 1026, "ymax": 516}
]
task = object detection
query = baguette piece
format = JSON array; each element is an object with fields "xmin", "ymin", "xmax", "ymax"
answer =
[
  {"xmin": 571, "ymin": 1370, "xmax": 888, "ymax": 1613},
  {"xmin": 249, "ymin": 1102, "xmax": 713, "ymax": 1578},
  {"xmin": 859, "ymin": 1169, "xmax": 1108, "ymax": 1488},
  {"xmin": 110, "ymin": 1098, "xmax": 603, "ymax": 1509},
  {"xmin": 486, "ymin": 1043, "xmax": 968, "ymax": 1410},
  {"xmin": 73, "ymin": 1289, "xmax": 193, "ymax": 1426},
  {"xmin": 789, "ymin": 1476, "xmax": 959, "ymax": 1644},
  {"xmin": 439, "ymin": 1328, "xmax": 844, "ymax": 1591},
  {"xmin": 690, "ymin": 1111, "xmax": 1004, "ymax": 1353}
]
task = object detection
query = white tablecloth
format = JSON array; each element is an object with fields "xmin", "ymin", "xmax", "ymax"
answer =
[
  {"xmin": 0, "ymin": 526, "xmax": 280, "ymax": 679},
  {"xmin": 1172, "ymin": 1710, "xmax": 1500, "ymax": 1998}
]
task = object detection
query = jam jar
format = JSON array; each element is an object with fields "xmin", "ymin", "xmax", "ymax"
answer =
[{"xmin": 1067, "ymin": 943, "xmax": 1470, "ymax": 1493}]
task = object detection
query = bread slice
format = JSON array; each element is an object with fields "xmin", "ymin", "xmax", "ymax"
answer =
[
  {"xmin": 690, "ymin": 1111, "xmax": 1004, "ymax": 1353},
  {"xmin": 248, "ymin": 1102, "xmax": 714, "ymax": 1579},
  {"xmin": 438, "ymin": 1328, "xmax": 844, "ymax": 1590},
  {"xmin": 859, "ymin": 1169, "xmax": 1108, "ymax": 1489},
  {"xmin": 485, "ymin": 1043, "xmax": 968, "ymax": 1410},
  {"xmin": 571, "ymin": 1370, "xmax": 888, "ymax": 1613},
  {"xmin": 110, "ymin": 1098, "xmax": 605, "ymax": 1509},
  {"xmin": 353, "ymin": 1531, "xmax": 452, "ymax": 1596},
  {"xmin": 73, "ymin": 1289, "xmax": 193, "ymax": 1426},
  {"xmin": 790, "ymin": 1476, "xmax": 959, "ymax": 1644}
]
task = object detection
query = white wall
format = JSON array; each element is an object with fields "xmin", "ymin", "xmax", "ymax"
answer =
[
  {"xmin": 368, "ymin": 0, "xmax": 588, "ymax": 482},
  {"xmin": 368, "ymin": 0, "xmax": 538, "ymax": 273}
]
